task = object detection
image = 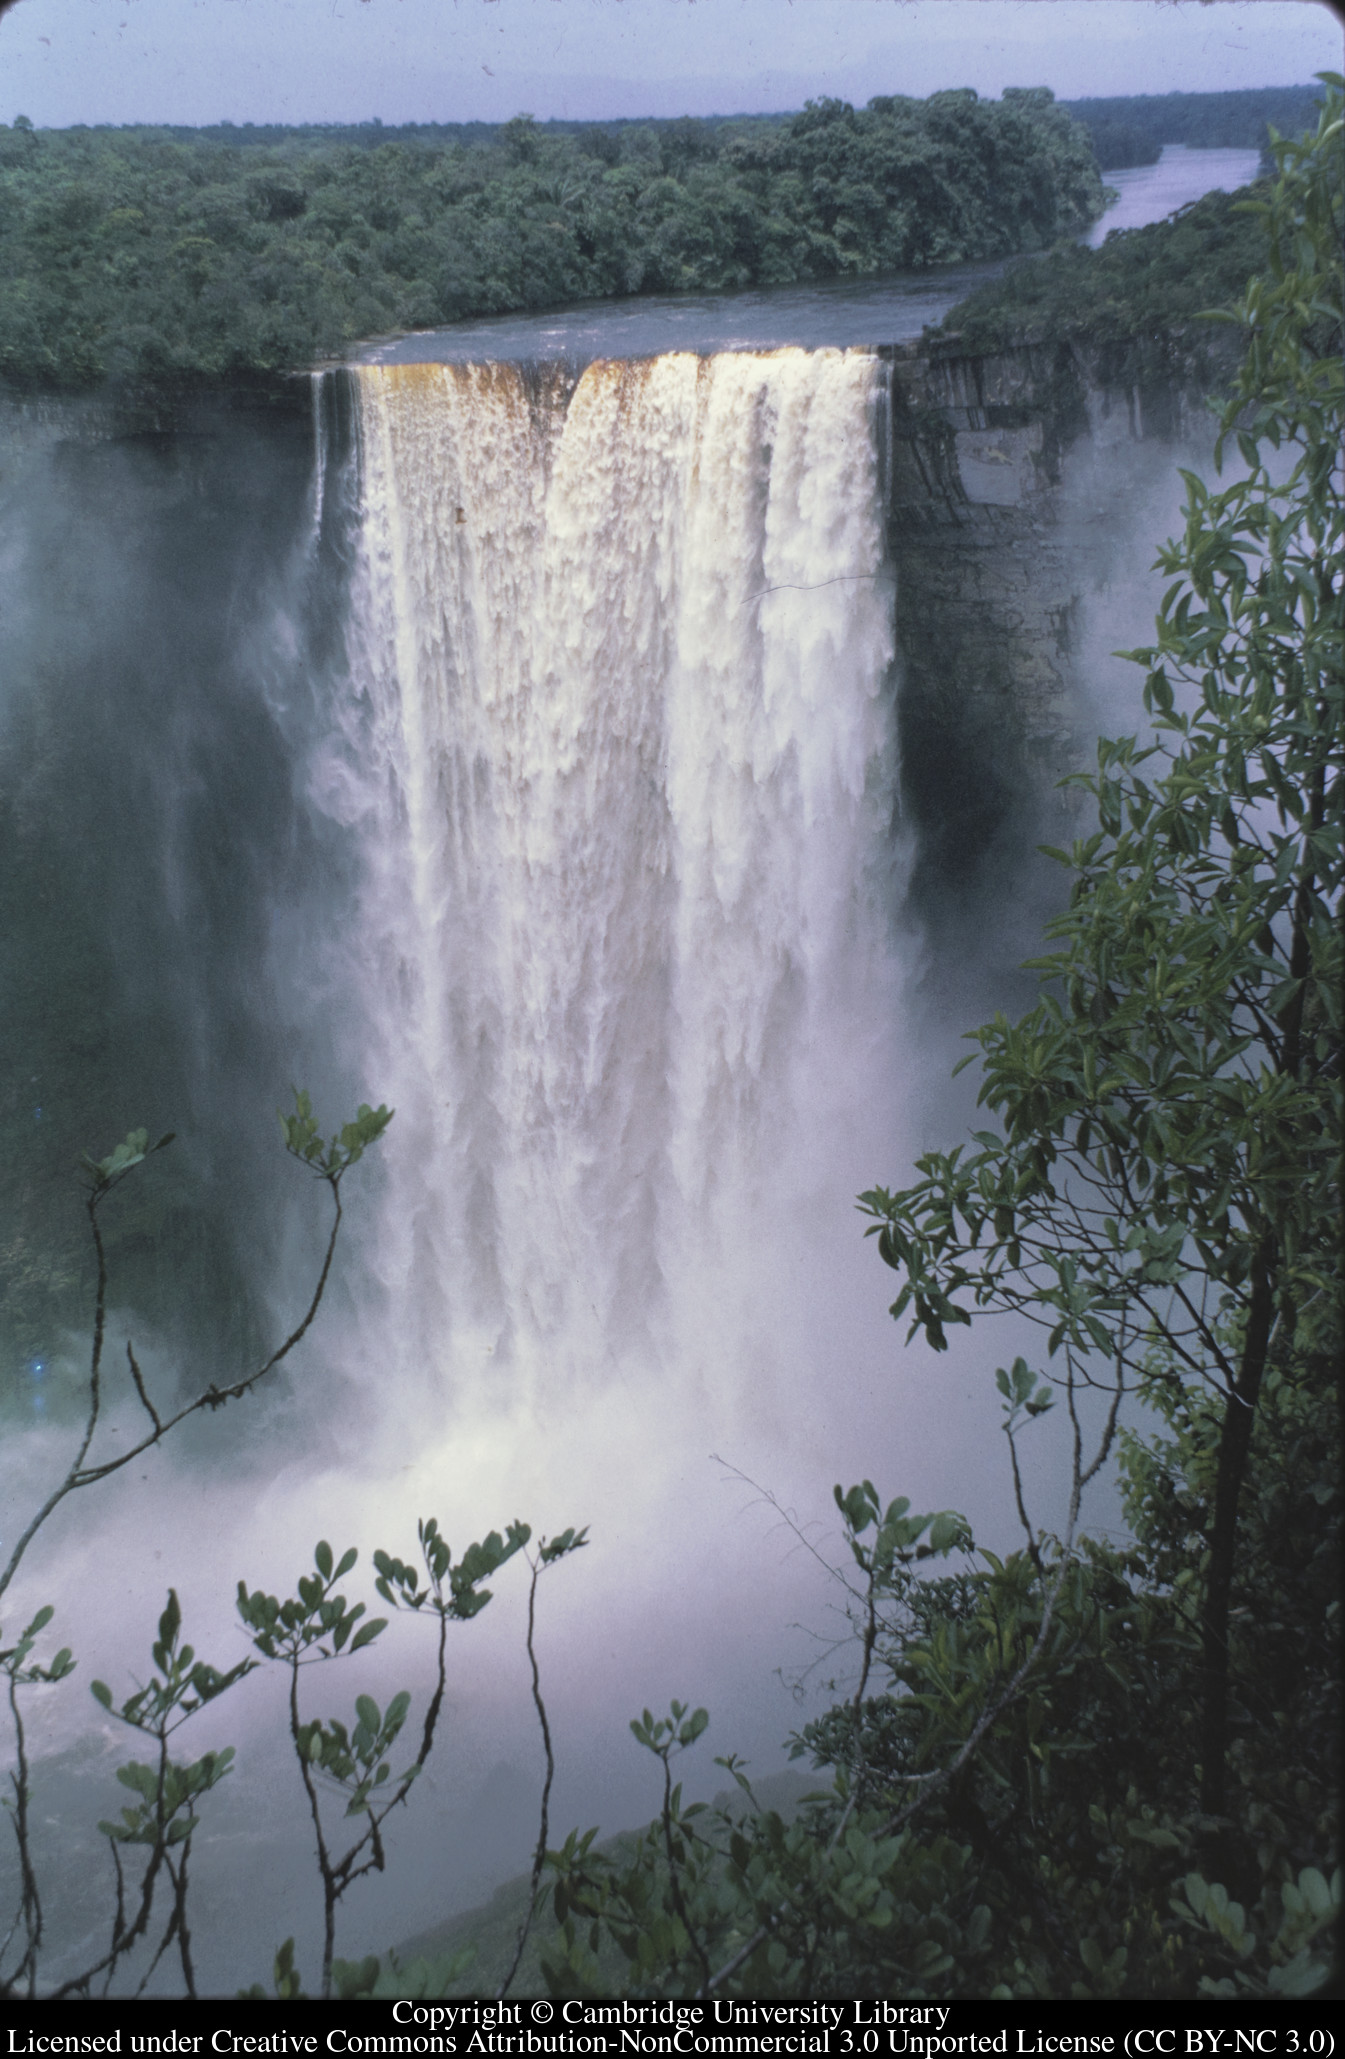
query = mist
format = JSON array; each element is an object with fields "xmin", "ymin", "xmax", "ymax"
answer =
[{"xmin": 0, "ymin": 321, "xmax": 1224, "ymax": 1991}]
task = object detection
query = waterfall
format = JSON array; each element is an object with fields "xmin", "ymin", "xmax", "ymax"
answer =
[
  {"xmin": 310, "ymin": 348, "xmax": 903, "ymax": 1431},
  {"xmin": 0, "ymin": 353, "xmax": 1030, "ymax": 1983},
  {"xmin": 0, "ymin": 345, "xmax": 1123, "ymax": 1986}
]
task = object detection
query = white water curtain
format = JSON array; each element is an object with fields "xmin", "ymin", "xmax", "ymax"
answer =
[{"xmin": 318, "ymin": 348, "xmax": 899, "ymax": 1424}]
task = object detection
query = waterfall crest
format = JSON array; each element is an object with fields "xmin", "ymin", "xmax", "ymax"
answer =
[{"xmin": 319, "ymin": 348, "xmax": 902, "ymax": 1418}]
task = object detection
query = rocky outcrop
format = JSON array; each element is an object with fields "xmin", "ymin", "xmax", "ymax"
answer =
[{"xmin": 877, "ymin": 334, "xmax": 1237, "ymax": 919}]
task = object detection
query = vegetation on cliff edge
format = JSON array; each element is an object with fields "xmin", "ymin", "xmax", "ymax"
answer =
[
  {"xmin": 0, "ymin": 88, "xmax": 1102, "ymax": 392},
  {"xmin": 934, "ymin": 182, "xmax": 1269, "ymax": 358}
]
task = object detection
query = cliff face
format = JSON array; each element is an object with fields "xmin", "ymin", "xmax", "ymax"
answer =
[
  {"xmin": 0, "ymin": 343, "xmax": 1225, "ymax": 1350},
  {"xmin": 880, "ymin": 334, "xmax": 1236, "ymax": 936},
  {"xmin": 0, "ymin": 376, "xmax": 324, "ymax": 1366},
  {"xmin": 0, "ymin": 341, "xmax": 1223, "ymax": 988}
]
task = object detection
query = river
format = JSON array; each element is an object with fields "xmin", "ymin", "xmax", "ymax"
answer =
[
  {"xmin": 354, "ymin": 144, "xmax": 1262, "ymax": 368},
  {"xmin": 0, "ymin": 134, "xmax": 1262, "ymax": 1999}
]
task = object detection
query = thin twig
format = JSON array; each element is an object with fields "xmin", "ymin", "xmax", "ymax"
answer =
[
  {"xmin": 498, "ymin": 1556, "xmax": 556, "ymax": 2000},
  {"xmin": 2, "ymin": 1670, "xmax": 41, "ymax": 1997},
  {"xmin": 0, "ymin": 1176, "xmax": 346, "ymax": 1609},
  {"xmin": 126, "ymin": 1342, "xmax": 162, "ymax": 1436},
  {"xmin": 700, "ymin": 1365, "xmax": 1115, "ymax": 1997}
]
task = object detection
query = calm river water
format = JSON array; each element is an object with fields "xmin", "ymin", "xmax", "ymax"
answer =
[{"xmin": 353, "ymin": 143, "xmax": 1262, "ymax": 367}]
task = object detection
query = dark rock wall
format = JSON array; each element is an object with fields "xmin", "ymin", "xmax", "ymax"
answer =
[
  {"xmin": 0, "ymin": 376, "xmax": 340, "ymax": 1387},
  {"xmin": 0, "ymin": 348, "xmax": 1224, "ymax": 1359},
  {"xmin": 879, "ymin": 335, "xmax": 1235, "ymax": 955}
]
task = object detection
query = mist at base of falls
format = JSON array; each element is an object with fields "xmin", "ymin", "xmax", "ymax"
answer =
[{"xmin": 0, "ymin": 342, "xmax": 1180, "ymax": 1991}]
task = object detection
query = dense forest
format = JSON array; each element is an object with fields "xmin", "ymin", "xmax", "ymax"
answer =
[
  {"xmin": 927, "ymin": 84, "xmax": 1339, "ymax": 359},
  {"xmin": 0, "ymin": 88, "xmax": 1105, "ymax": 390},
  {"xmin": 2, "ymin": 83, "xmax": 1325, "ymax": 395},
  {"xmin": 1060, "ymin": 83, "xmax": 1326, "ymax": 168},
  {"xmin": 932, "ymin": 181, "xmax": 1270, "ymax": 356},
  {"xmin": 34, "ymin": 81, "xmax": 1324, "ymax": 171}
]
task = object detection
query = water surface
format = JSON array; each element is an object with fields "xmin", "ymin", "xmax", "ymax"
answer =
[
  {"xmin": 1087, "ymin": 143, "xmax": 1262, "ymax": 245},
  {"xmin": 354, "ymin": 147, "xmax": 1264, "ymax": 367}
]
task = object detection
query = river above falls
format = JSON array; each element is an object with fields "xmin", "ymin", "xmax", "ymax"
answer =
[{"xmin": 351, "ymin": 143, "xmax": 1262, "ymax": 368}]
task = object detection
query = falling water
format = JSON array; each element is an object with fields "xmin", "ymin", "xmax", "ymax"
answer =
[
  {"xmin": 0, "ymin": 348, "xmax": 1054, "ymax": 1984},
  {"xmin": 313, "ymin": 348, "xmax": 906, "ymax": 1439},
  {"xmin": 0, "ymin": 322, "xmax": 1201, "ymax": 1985}
]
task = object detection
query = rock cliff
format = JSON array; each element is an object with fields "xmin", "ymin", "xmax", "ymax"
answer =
[{"xmin": 880, "ymin": 332, "xmax": 1239, "ymax": 930}]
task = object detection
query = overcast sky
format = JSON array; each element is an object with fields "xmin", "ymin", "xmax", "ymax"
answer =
[{"xmin": 2, "ymin": 0, "xmax": 1341, "ymax": 129}]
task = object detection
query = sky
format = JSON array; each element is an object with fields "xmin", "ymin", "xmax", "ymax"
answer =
[{"xmin": 1, "ymin": 0, "xmax": 1341, "ymax": 130}]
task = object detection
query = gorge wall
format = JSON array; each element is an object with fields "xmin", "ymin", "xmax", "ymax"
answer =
[
  {"xmin": 0, "ymin": 335, "xmax": 1227, "ymax": 1379},
  {"xmin": 0, "ymin": 334, "xmax": 1236, "ymax": 1981},
  {"xmin": 878, "ymin": 331, "xmax": 1232, "ymax": 979}
]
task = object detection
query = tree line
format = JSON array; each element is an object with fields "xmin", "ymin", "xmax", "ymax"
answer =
[
  {"xmin": 1060, "ymin": 84, "xmax": 1326, "ymax": 169},
  {"xmin": 928, "ymin": 79, "xmax": 1329, "ymax": 363},
  {"xmin": 932, "ymin": 181, "xmax": 1269, "ymax": 359},
  {"xmin": 0, "ymin": 89, "xmax": 1104, "ymax": 391}
]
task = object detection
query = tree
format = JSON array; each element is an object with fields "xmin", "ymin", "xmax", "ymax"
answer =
[
  {"xmin": 2, "ymin": 75, "xmax": 1337, "ymax": 2009},
  {"xmin": 1, "ymin": 1093, "xmax": 591, "ymax": 2001},
  {"xmin": 855, "ymin": 71, "xmax": 1341, "ymax": 1963},
  {"xmin": 536, "ymin": 80, "xmax": 1341, "ymax": 2004}
]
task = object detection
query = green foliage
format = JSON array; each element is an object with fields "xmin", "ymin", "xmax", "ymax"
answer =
[
  {"xmin": 1173, "ymin": 1863, "xmax": 1343, "ymax": 1997},
  {"xmin": 834, "ymin": 1481, "xmax": 971, "ymax": 1572},
  {"xmin": 537, "ymin": 1710, "xmax": 988, "ymax": 1998},
  {"xmin": 0, "ymin": 92, "xmax": 1103, "ymax": 392},
  {"xmin": 1, "ymin": 1605, "xmax": 75, "ymax": 1691},
  {"xmin": 294, "ymin": 1688, "xmax": 414, "ymax": 1818},
  {"xmin": 346, "ymin": 1945, "xmax": 478, "ymax": 1999},
  {"xmin": 238, "ymin": 1936, "xmax": 307, "ymax": 2001},
  {"xmin": 280, "ymin": 1089, "xmax": 392, "ymax": 1180},
  {"xmin": 237, "ymin": 1542, "xmax": 387, "ymax": 1665},
  {"xmin": 38, "ymin": 1593, "xmax": 253, "ymax": 1994},
  {"xmin": 1060, "ymin": 85, "xmax": 1326, "ymax": 161},
  {"xmin": 373, "ymin": 1516, "xmax": 531, "ymax": 1624},
  {"xmin": 630, "ymin": 1700, "xmax": 709, "ymax": 1758},
  {"xmin": 519, "ymin": 78, "xmax": 1342, "ymax": 2007},
  {"xmin": 848, "ymin": 74, "xmax": 1340, "ymax": 1993},
  {"xmin": 92, "ymin": 1587, "xmax": 253, "ymax": 1732},
  {"xmin": 938, "ymin": 182, "xmax": 1269, "ymax": 356},
  {"xmin": 238, "ymin": 1933, "xmax": 479, "ymax": 2003},
  {"xmin": 237, "ymin": 1511, "xmax": 558, "ymax": 2000},
  {"xmin": 79, "ymin": 1126, "xmax": 176, "ymax": 1192}
]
